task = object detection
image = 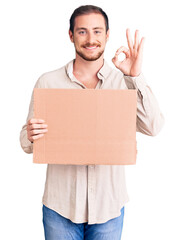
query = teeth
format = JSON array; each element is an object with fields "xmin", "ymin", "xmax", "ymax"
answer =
[{"xmin": 86, "ymin": 46, "xmax": 97, "ymax": 49}]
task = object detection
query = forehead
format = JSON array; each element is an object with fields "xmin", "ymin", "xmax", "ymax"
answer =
[{"xmin": 74, "ymin": 13, "xmax": 106, "ymax": 30}]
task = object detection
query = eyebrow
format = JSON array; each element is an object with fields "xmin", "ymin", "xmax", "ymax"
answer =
[{"xmin": 76, "ymin": 27, "xmax": 104, "ymax": 31}]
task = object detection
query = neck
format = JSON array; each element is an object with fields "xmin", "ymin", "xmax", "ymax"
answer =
[{"xmin": 73, "ymin": 54, "xmax": 104, "ymax": 78}]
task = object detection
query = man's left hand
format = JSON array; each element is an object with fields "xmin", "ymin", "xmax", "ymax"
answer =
[{"xmin": 112, "ymin": 29, "xmax": 145, "ymax": 77}]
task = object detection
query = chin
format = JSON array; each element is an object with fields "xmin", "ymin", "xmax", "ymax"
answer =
[{"xmin": 76, "ymin": 50, "xmax": 104, "ymax": 62}]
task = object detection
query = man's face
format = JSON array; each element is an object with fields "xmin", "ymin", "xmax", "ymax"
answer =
[{"xmin": 69, "ymin": 13, "xmax": 109, "ymax": 61}]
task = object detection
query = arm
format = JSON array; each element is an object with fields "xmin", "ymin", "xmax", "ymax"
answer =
[
  {"xmin": 19, "ymin": 76, "xmax": 48, "ymax": 153},
  {"xmin": 112, "ymin": 29, "xmax": 164, "ymax": 136},
  {"xmin": 20, "ymin": 88, "xmax": 35, "ymax": 154},
  {"xmin": 124, "ymin": 73, "xmax": 165, "ymax": 136}
]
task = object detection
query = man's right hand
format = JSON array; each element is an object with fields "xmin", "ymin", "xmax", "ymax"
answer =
[{"xmin": 27, "ymin": 118, "xmax": 48, "ymax": 143}]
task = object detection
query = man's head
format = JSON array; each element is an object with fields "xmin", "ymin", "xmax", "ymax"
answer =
[{"xmin": 69, "ymin": 5, "xmax": 110, "ymax": 61}]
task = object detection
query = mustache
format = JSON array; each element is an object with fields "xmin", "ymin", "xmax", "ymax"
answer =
[{"xmin": 82, "ymin": 42, "xmax": 101, "ymax": 48}]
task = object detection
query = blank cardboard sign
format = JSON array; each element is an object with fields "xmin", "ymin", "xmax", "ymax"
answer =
[{"xmin": 33, "ymin": 89, "xmax": 137, "ymax": 165}]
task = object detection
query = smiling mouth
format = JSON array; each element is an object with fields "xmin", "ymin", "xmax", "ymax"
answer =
[{"xmin": 84, "ymin": 46, "xmax": 99, "ymax": 50}]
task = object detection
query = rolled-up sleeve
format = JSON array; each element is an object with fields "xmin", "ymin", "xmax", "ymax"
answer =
[
  {"xmin": 19, "ymin": 76, "xmax": 43, "ymax": 153},
  {"xmin": 124, "ymin": 73, "xmax": 165, "ymax": 136}
]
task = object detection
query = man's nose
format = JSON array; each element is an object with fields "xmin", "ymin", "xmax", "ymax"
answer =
[{"xmin": 86, "ymin": 32, "xmax": 95, "ymax": 44}]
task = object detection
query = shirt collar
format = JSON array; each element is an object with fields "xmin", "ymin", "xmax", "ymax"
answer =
[{"xmin": 66, "ymin": 59, "xmax": 112, "ymax": 83}]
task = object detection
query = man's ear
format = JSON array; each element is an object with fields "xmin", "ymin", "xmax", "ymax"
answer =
[
  {"xmin": 69, "ymin": 30, "xmax": 74, "ymax": 43},
  {"xmin": 106, "ymin": 29, "xmax": 110, "ymax": 42}
]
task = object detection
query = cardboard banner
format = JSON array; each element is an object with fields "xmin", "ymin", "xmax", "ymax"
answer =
[{"xmin": 33, "ymin": 89, "xmax": 137, "ymax": 165}]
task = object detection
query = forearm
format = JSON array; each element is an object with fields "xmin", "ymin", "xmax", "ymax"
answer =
[
  {"xmin": 20, "ymin": 96, "xmax": 34, "ymax": 154},
  {"xmin": 124, "ymin": 73, "xmax": 165, "ymax": 136},
  {"xmin": 20, "ymin": 123, "xmax": 33, "ymax": 153},
  {"xmin": 19, "ymin": 76, "xmax": 42, "ymax": 153}
]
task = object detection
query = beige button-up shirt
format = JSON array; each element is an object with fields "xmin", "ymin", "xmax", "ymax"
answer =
[{"xmin": 20, "ymin": 59, "xmax": 164, "ymax": 224}]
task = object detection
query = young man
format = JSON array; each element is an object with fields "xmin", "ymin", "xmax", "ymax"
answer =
[{"xmin": 20, "ymin": 5, "xmax": 164, "ymax": 240}]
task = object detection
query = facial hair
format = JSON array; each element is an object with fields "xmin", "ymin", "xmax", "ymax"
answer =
[{"xmin": 75, "ymin": 42, "xmax": 104, "ymax": 61}]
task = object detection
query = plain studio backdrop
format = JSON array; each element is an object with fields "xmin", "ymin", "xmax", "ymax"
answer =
[{"xmin": 0, "ymin": 0, "xmax": 183, "ymax": 239}]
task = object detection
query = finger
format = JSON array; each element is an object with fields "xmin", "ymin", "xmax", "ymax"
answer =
[
  {"xmin": 112, "ymin": 55, "xmax": 120, "ymax": 68},
  {"xmin": 115, "ymin": 46, "xmax": 130, "ymax": 58},
  {"xmin": 28, "ymin": 118, "xmax": 45, "ymax": 125},
  {"xmin": 134, "ymin": 30, "xmax": 139, "ymax": 50},
  {"xmin": 112, "ymin": 46, "xmax": 130, "ymax": 68},
  {"xmin": 31, "ymin": 134, "xmax": 45, "ymax": 141},
  {"xmin": 30, "ymin": 129, "xmax": 48, "ymax": 136},
  {"xmin": 126, "ymin": 28, "xmax": 133, "ymax": 52},
  {"xmin": 29, "ymin": 123, "xmax": 48, "ymax": 130},
  {"xmin": 112, "ymin": 54, "xmax": 119, "ymax": 65},
  {"xmin": 138, "ymin": 37, "xmax": 145, "ymax": 54}
]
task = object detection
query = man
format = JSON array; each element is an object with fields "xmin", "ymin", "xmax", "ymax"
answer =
[{"xmin": 20, "ymin": 5, "xmax": 164, "ymax": 240}]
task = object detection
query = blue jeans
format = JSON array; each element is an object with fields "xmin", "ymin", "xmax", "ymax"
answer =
[{"xmin": 42, "ymin": 204, "xmax": 125, "ymax": 240}]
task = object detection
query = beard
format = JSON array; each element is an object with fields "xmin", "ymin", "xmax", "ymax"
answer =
[{"xmin": 75, "ymin": 42, "xmax": 104, "ymax": 61}]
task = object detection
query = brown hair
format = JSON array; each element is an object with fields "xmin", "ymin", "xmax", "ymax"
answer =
[{"xmin": 69, "ymin": 5, "xmax": 109, "ymax": 33}]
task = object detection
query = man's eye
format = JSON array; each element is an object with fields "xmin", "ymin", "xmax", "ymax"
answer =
[
  {"xmin": 79, "ymin": 31, "xmax": 86, "ymax": 35},
  {"xmin": 95, "ymin": 31, "xmax": 101, "ymax": 34}
]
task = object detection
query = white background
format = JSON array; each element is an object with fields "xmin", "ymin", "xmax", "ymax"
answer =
[{"xmin": 0, "ymin": 0, "xmax": 184, "ymax": 239}]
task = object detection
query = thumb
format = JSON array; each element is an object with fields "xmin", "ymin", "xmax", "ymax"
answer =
[{"xmin": 112, "ymin": 54, "xmax": 120, "ymax": 68}]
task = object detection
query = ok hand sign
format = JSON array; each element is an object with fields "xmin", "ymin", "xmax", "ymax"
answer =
[{"xmin": 112, "ymin": 29, "xmax": 145, "ymax": 77}]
